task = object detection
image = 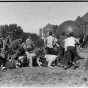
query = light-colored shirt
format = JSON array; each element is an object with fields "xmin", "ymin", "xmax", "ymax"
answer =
[
  {"xmin": 64, "ymin": 37, "xmax": 79, "ymax": 51},
  {"xmin": 46, "ymin": 36, "xmax": 57, "ymax": 48},
  {"xmin": 26, "ymin": 38, "xmax": 33, "ymax": 49},
  {"xmin": 22, "ymin": 42, "xmax": 26, "ymax": 50}
]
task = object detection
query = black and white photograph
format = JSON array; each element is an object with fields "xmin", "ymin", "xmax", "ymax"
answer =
[{"xmin": 0, "ymin": 2, "xmax": 88, "ymax": 88}]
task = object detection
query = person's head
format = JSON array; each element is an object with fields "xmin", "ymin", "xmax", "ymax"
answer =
[
  {"xmin": 18, "ymin": 39, "xmax": 22, "ymax": 43},
  {"xmin": 49, "ymin": 31, "xmax": 53, "ymax": 36},
  {"xmin": 69, "ymin": 32, "xmax": 74, "ymax": 36},
  {"xmin": 28, "ymin": 36, "xmax": 31, "ymax": 39},
  {"xmin": 67, "ymin": 32, "xmax": 74, "ymax": 37}
]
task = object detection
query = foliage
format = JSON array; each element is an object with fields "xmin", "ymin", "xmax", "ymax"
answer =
[{"xmin": 0, "ymin": 24, "xmax": 23, "ymax": 40}]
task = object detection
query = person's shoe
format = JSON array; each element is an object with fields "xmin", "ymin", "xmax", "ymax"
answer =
[
  {"xmin": 64, "ymin": 64, "xmax": 72, "ymax": 70},
  {"xmin": 57, "ymin": 63, "xmax": 64, "ymax": 67},
  {"xmin": 71, "ymin": 65, "xmax": 79, "ymax": 70},
  {"xmin": 64, "ymin": 65, "xmax": 68, "ymax": 70},
  {"xmin": 72, "ymin": 62, "xmax": 79, "ymax": 69},
  {"xmin": 1, "ymin": 67, "xmax": 7, "ymax": 72}
]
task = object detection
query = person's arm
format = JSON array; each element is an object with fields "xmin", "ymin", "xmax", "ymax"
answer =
[
  {"xmin": 32, "ymin": 41, "xmax": 35, "ymax": 49},
  {"xmin": 56, "ymin": 43, "xmax": 60, "ymax": 47},
  {"xmin": 75, "ymin": 38, "xmax": 80, "ymax": 46},
  {"xmin": 55, "ymin": 38, "xmax": 60, "ymax": 47},
  {"xmin": 44, "ymin": 38, "xmax": 47, "ymax": 48},
  {"xmin": 61, "ymin": 39, "xmax": 65, "ymax": 48}
]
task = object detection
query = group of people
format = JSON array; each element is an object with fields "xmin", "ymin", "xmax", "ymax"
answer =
[
  {"xmin": 0, "ymin": 36, "xmax": 35, "ymax": 70},
  {"xmin": 44, "ymin": 31, "xmax": 80, "ymax": 69},
  {"xmin": 0, "ymin": 31, "xmax": 80, "ymax": 71}
]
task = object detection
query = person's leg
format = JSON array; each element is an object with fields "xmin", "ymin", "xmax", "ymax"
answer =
[
  {"xmin": 48, "ymin": 48, "xmax": 52, "ymax": 54},
  {"xmin": 68, "ymin": 47, "xmax": 79, "ymax": 69},
  {"xmin": 50, "ymin": 48, "xmax": 54, "ymax": 54},
  {"xmin": 0, "ymin": 57, "xmax": 7, "ymax": 71},
  {"xmin": 67, "ymin": 47, "xmax": 76, "ymax": 66},
  {"xmin": 71, "ymin": 47, "xmax": 78, "ymax": 65},
  {"xmin": 45, "ymin": 47, "xmax": 49, "ymax": 54},
  {"xmin": 63, "ymin": 50, "xmax": 69, "ymax": 67},
  {"xmin": 57, "ymin": 47, "xmax": 64, "ymax": 64},
  {"xmin": 46, "ymin": 47, "xmax": 53, "ymax": 54},
  {"xmin": 64, "ymin": 47, "xmax": 73, "ymax": 69}
]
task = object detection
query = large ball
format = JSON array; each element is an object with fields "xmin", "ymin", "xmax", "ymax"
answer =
[{"xmin": 56, "ymin": 20, "xmax": 83, "ymax": 38}]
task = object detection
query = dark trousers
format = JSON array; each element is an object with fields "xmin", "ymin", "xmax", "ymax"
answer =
[
  {"xmin": 0, "ymin": 57, "xmax": 6, "ymax": 67},
  {"xmin": 64, "ymin": 46, "xmax": 77, "ymax": 67},
  {"xmin": 27, "ymin": 47, "xmax": 33, "ymax": 52},
  {"xmin": 46, "ymin": 47, "xmax": 54, "ymax": 54},
  {"xmin": 57, "ymin": 47, "xmax": 65, "ymax": 64}
]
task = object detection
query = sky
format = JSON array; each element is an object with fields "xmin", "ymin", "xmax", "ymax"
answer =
[{"xmin": 0, "ymin": 2, "xmax": 88, "ymax": 34}]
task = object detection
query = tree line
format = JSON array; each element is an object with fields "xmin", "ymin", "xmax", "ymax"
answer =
[{"xmin": 0, "ymin": 24, "xmax": 43, "ymax": 48}]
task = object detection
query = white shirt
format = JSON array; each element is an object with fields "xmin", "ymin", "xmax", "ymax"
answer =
[
  {"xmin": 46, "ymin": 36, "xmax": 56, "ymax": 48},
  {"xmin": 26, "ymin": 38, "xmax": 33, "ymax": 48},
  {"xmin": 64, "ymin": 37, "xmax": 79, "ymax": 51}
]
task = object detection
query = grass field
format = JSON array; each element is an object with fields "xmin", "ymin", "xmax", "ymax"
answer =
[
  {"xmin": 0, "ymin": 47, "xmax": 88, "ymax": 88},
  {"xmin": 0, "ymin": 65, "xmax": 88, "ymax": 88}
]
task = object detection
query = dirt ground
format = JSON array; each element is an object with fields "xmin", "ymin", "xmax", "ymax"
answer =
[{"xmin": 0, "ymin": 65, "xmax": 88, "ymax": 88}]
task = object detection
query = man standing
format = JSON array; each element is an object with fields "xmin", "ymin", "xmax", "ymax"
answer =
[
  {"xmin": 45, "ymin": 32, "xmax": 59, "ymax": 55},
  {"xmin": 63, "ymin": 32, "xmax": 79, "ymax": 69}
]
